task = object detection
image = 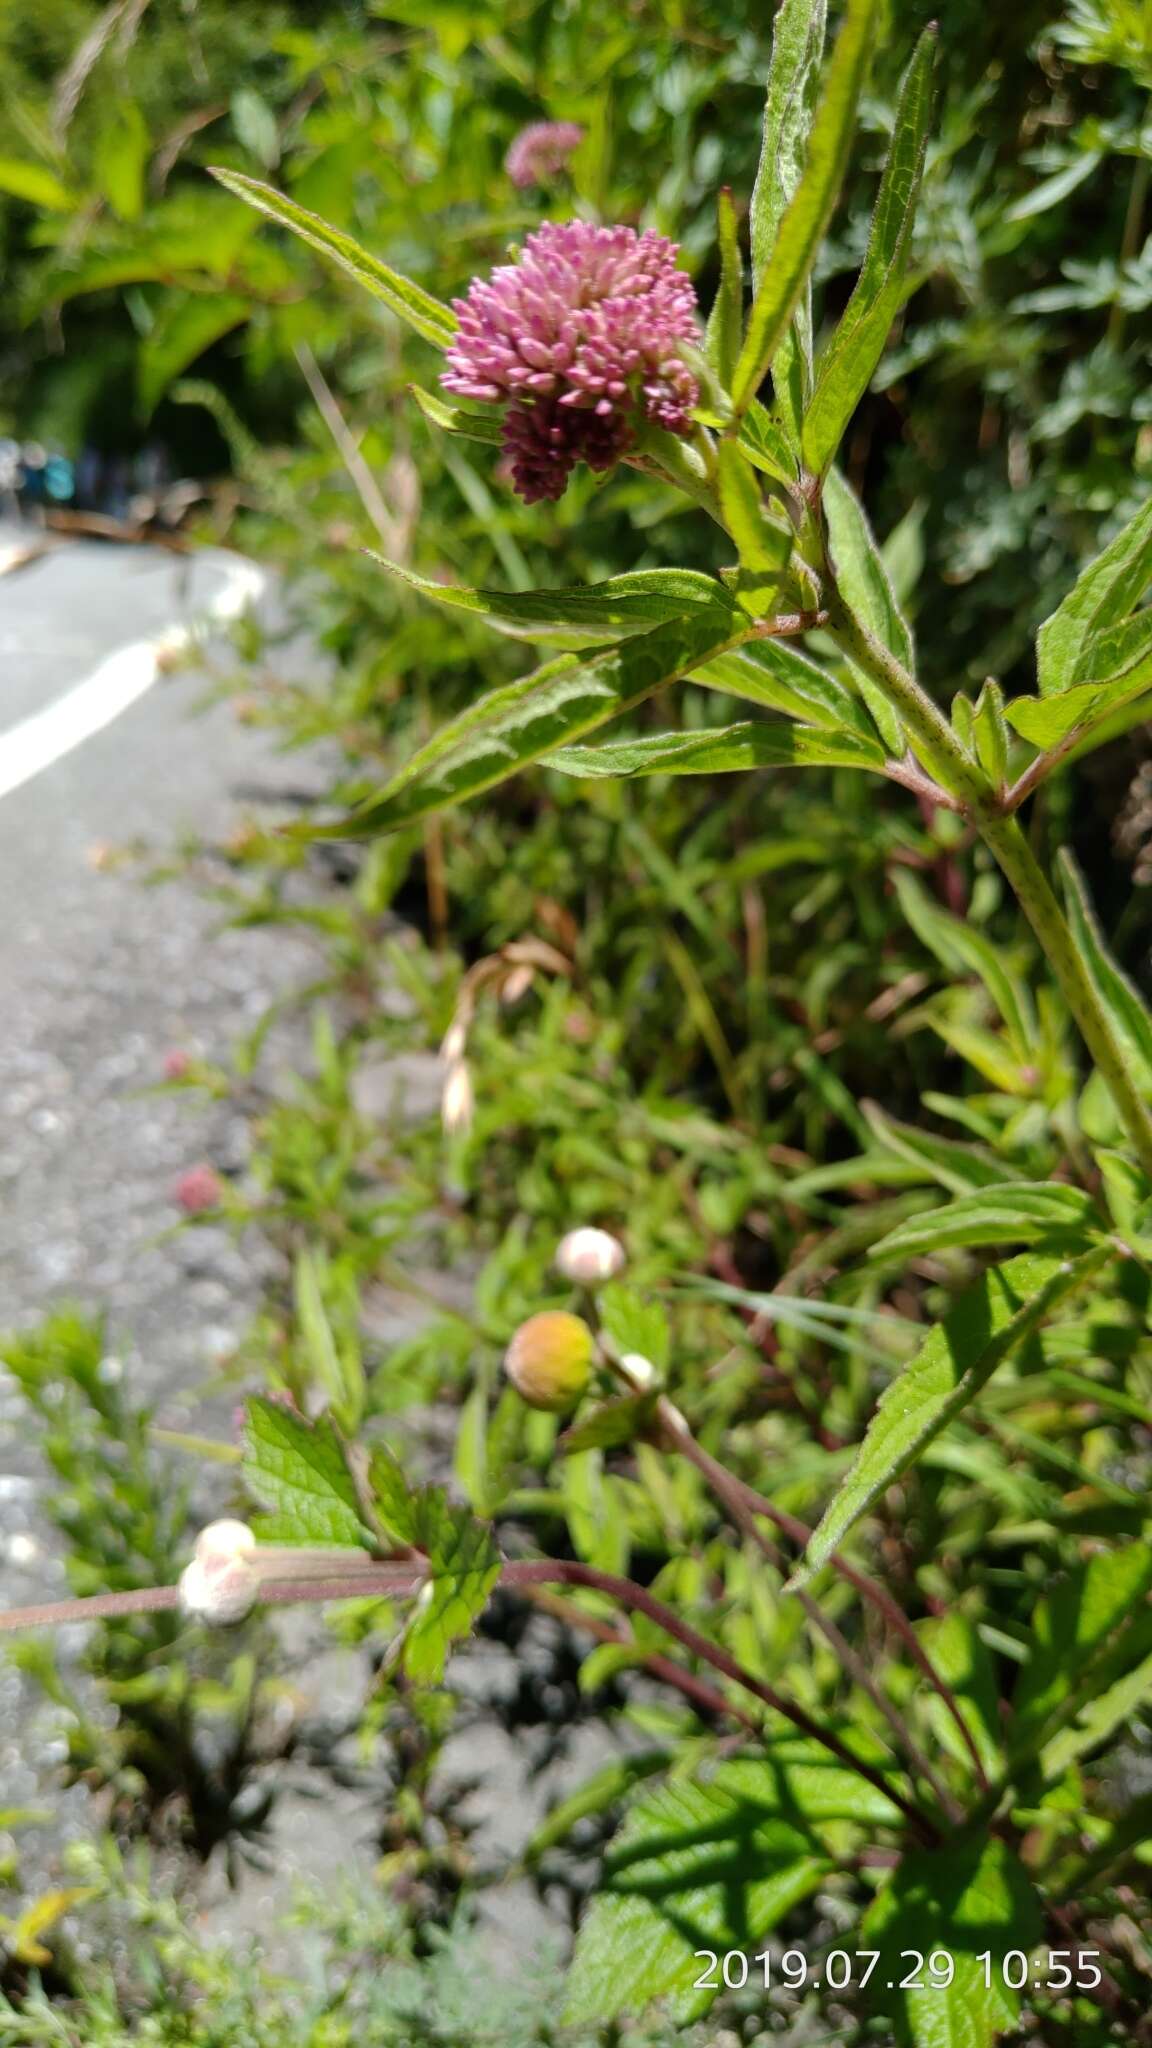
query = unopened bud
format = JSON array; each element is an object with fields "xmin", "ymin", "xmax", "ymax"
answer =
[
  {"xmin": 194, "ymin": 1519, "xmax": 256, "ymax": 1567},
  {"xmin": 501, "ymin": 964, "xmax": 535, "ymax": 1006},
  {"xmin": 440, "ymin": 1019, "xmax": 468, "ymax": 1065},
  {"xmin": 179, "ymin": 1553, "xmax": 258, "ymax": 1626},
  {"xmin": 175, "ymin": 1164, "xmax": 223, "ymax": 1214},
  {"xmin": 441, "ymin": 1060, "xmax": 475, "ymax": 1137},
  {"xmin": 163, "ymin": 1049, "xmax": 191, "ymax": 1081},
  {"xmin": 618, "ymin": 1350, "xmax": 657, "ymax": 1391},
  {"xmin": 555, "ymin": 1226, "xmax": 626, "ymax": 1288},
  {"xmin": 504, "ymin": 1310, "xmax": 594, "ymax": 1412}
]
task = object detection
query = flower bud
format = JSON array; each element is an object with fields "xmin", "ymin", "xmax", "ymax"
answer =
[
  {"xmin": 178, "ymin": 1554, "xmax": 258, "ymax": 1626},
  {"xmin": 175, "ymin": 1164, "xmax": 223, "ymax": 1214},
  {"xmin": 162, "ymin": 1049, "xmax": 191, "ymax": 1081},
  {"xmin": 555, "ymin": 1226, "xmax": 626, "ymax": 1288},
  {"xmin": 618, "ymin": 1350, "xmax": 657, "ymax": 1391},
  {"xmin": 194, "ymin": 1519, "xmax": 256, "ymax": 1567},
  {"xmin": 504, "ymin": 1310, "xmax": 594, "ymax": 1412},
  {"xmin": 441, "ymin": 1060, "xmax": 475, "ymax": 1137}
]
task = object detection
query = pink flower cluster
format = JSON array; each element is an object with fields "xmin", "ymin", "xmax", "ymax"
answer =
[
  {"xmin": 442, "ymin": 221, "xmax": 700, "ymax": 502},
  {"xmin": 504, "ymin": 121, "xmax": 584, "ymax": 190}
]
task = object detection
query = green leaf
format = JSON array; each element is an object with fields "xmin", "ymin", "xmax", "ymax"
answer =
[
  {"xmin": 1058, "ymin": 848, "xmax": 1152, "ymax": 1098},
  {"xmin": 696, "ymin": 637, "xmax": 878, "ymax": 736},
  {"xmin": 1037, "ymin": 492, "xmax": 1152, "ymax": 695},
  {"xmin": 402, "ymin": 1489, "xmax": 501, "ymax": 1684},
  {"xmin": 704, "ymin": 187, "xmax": 743, "ymax": 388},
  {"xmin": 822, "ymin": 467, "xmax": 909, "ymax": 750},
  {"xmin": 867, "ymin": 1183, "xmax": 1098, "ymax": 1261},
  {"xmin": 971, "ymin": 677, "xmax": 1010, "ymax": 785},
  {"xmin": 368, "ymin": 1444, "xmax": 420, "ymax": 1547},
  {"xmin": 861, "ymin": 1101, "xmax": 1013, "ymax": 1195},
  {"xmin": 548, "ymin": 719, "xmax": 887, "ymax": 781},
  {"xmin": 733, "ymin": 0, "xmax": 880, "ymax": 416},
  {"xmin": 736, "ymin": 399, "xmax": 799, "ymax": 486},
  {"xmin": 802, "ymin": 27, "xmax": 936, "ymax": 476},
  {"xmin": 1007, "ymin": 613, "xmax": 1152, "ymax": 749},
  {"xmin": 1011, "ymin": 1543, "xmax": 1152, "ymax": 1755},
  {"xmin": 243, "ymin": 1397, "xmax": 374, "ymax": 1549},
  {"xmin": 292, "ymin": 1249, "xmax": 362, "ymax": 1433},
  {"xmin": 563, "ymin": 1768, "xmax": 828, "ymax": 2025},
  {"xmin": 749, "ymin": 0, "xmax": 827, "ymax": 290},
  {"xmin": 231, "ymin": 87, "xmax": 280, "ymax": 170},
  {"xmin": 0, "ymin": 159, "xmax": 75, "ymax": 211},
  {"xmin": 207, "ymin": 168, "xmax": 456, "ymax": 348},
  {"xmin": 312, "ymin": 607, "xmax": 747, "ymax": 835},
  {"xmin": 717, "ymin": 442, "xmax": 794, "ymax": 601},
  {"xmin": 372, "ymin": 557, "xmax": 730, "ymax": 648},
  {"xmin": 409, "ymin": 382, "xmax": 504, "ymax": 445},
  {"xmin": 864, "ymin": 1837, "xmax": 1043, "ymax": 2047},
  {"xmin": 94, "ymin": 104, "xmax": 149, "ymax": 223},
  {"xmin": 559, "ymin": 1395, "xmax": 657, "ymax": 1455},
  {"xmin": 138, "ymin": 293, "xmax": 250, "ymax": 417},
  {"xmin": 524, "ymin": 1752, "xmax": 669, "ymax": 1863},
  {"xmin": 891, "ymin": 869, "xmax": 1036, "ymax": 1058},
  {"xmin": 915, "ymin": 1613, "xmax": 1004, "ymax": 1779},
  {"xmin": 793, "ymin": 1251, "xmax": 1106, "ymax": 1584},
  {"xmin": 598, "ymin": 1284, "xmax": 672, "ymax": 1370}
]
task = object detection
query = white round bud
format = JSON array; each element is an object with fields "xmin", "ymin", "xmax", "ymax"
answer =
[
  {"xmin": 618, "ymin": 1350, "xmax": 657, "ymax": 1390},
  {"xmin": 178, "ymin": 1554, "xmax": 258, "ymax": 1626},
  {"xmin": 193, "ymin": 1519, "xmax": 256, "ymax": 1566},
  {"xmin": 555, "ymin": 1227, "xmax": 626, "ymax": 1288}
]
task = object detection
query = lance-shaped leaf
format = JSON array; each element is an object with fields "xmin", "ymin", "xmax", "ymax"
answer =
[
  {"xmin": 208, "ymin": 168, "xmax": 457, "ymax": 348},
  {"xmin": 737, "ymin": 399, "xmax": 799, "ymax": 486},
  {"xmin": 548, "ymin": 719, "xmax": 886, "ymax": 781},
  {"xmin": 791, "ymin": 1248, "xmax": 1108, "ymax": 1585},
  {"xmin": 704, "ymin": 187, "xmax": 743, "ymax": 388},
  {"xmin": 802, "ymin": 27, "xmax": 937, "ymax": 477},
  {"xmin": 823, "ymin": 467, "xmax": 911, "ymax": 751},
  {"xmin": 372, "ymin": 557, "xmax": 730, "ymax": 648},
  {"xmin": 315, "ymin": 606, "xmax": 746, "ymax": 836},
  {"xmin": 695, "ymin": 638, "xmax": 878, "ymax": 736},
  {"xmin": 748, "ymin": 0, "xmax": 827, "ymax": 441},
  {"xmin": 409, "ymin": 383, "xmax": 503, "ymax": 445},
  {"xmin": 1058, "ymin": 847, "xmax": 1152, "ymax": 1096},
  {"xmin": 1036, "ymin": 491, "xmax": 1152, "ymax": 694},
  {"xmin": 733, "ymin": 0, "xmax": 880, "ymax": 417},
  {"xmin": 1007, "ymin": 606, "xmax": 1152, "ymax": 748},
  {"xmin": 866, "ymin": 1181, "xmax": 1099, "ymax": 1261}
]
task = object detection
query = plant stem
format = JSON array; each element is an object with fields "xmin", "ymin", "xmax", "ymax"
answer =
[
  {"xmin": 825, "ymin": 590, "xmax": 1152, "ymax": 1178},
  {"xmin": 978, "ymin": 809, "xmax": 1152, "ymax": 1179}
]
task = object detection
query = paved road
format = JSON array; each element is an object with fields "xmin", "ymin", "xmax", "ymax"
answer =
[{"xmin": 0, "ymin": 525, "xmax": 315, "ymax": 1584}]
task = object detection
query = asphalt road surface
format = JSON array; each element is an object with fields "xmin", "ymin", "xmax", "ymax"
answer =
[{"xmin": 0, "ymin": 522, "xmax": 315, "ymax": 1584}]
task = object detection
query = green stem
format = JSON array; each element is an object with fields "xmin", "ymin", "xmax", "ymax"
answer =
[
  {"xmin": 978, "ymin": 810, "xmax": 1152, "ymax": 1180},
  {"xmin": 826, "ymin": 591, "xmax": 1152, "ymax": 1179}
]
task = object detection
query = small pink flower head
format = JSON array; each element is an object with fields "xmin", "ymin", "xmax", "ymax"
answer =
[
  {"xmin": 442, "ymin": 221, "xmax": 700, "ymax": 502},
  {"xmin": 175, "ymin": 1164, "xmax": 223, "ymax": 1214},
  {"xmin": 505, "ymin": 121, "xmax": 584, "ymax": 190},
  {"xmin": 162, "ymin": 1049, "xmax": 191, "ymax": 1081}
]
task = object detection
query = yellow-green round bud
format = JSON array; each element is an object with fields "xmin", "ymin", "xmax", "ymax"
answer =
[{"xmin": 504, "ymin": 1310, "xmax": 594, "ymax": 1412}]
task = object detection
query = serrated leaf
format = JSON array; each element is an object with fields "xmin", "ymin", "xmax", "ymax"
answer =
[
  {"xmin": 696, "ymin": 637, "xmax": 878, "ymax": 736},
  {"xmin": 563, "ymin": 1769, "xmax": 827, "ymax": 2025},
  {"xmin": 1058, "ymin": 848, "xmax": 1152, "ymax": 1100},
  {"xmin": 734, "ymin": 0, "xmax": 880, "ymax": 417},
  {"xmin": 368, "ymin": 1444, "xmax": 420, "ymax": 1547},
  {"xmin": 794, "ymin": 1250, "xmax": 1106, "ymax": 1584},
  {"xmin": 1036, "ymin": 492, "xmax": 1152, "ymax": 695},
  {"xmin": 208, "ymin": 168, "xmax": 456, "ymax": 347},
  {"xmin": 373, "ymin": 557, "xmax": 729, "ymax": 648},
  {"xmin": 314, "ymin": 606, "xmax": 746, "ymax": 835},
  {"xmin": 403, "ymin": 1490, "xmax": 501, "ymax": 1683},
  {"xmin": 243, "ymin": 1397, "xmax": 374, "ymax": 1549},
  {"xmin": 864, "ymin": 1837, "xmax": 1043, "ymax": 2048},
  {"xmin": 802, "ymin": 27, "xmax": 936, "ymax": 476},
  {"xmin": 705, "ymin": 187, "xmax": 743, "ymax": 387},
  {"xmin": 549, "ymin": 719, "xmax": 887, "ymax": 781},
  {"xmin": 867, "ymin": 1183, "xmax": 1098, "ymax": 1261},
  {"xmin": 598, "ymin": 1284, "xmax": 671, "ymax": 1370},
  {"xmin": 1011, "ymin": 1542, "xmax": 1152, "ymax": 1755},
  {"xmin": 823, "ymin": 467, "xmax": 909, "ymax": 751}
]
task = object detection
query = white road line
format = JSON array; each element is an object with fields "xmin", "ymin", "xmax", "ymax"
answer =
[{"xmin": 0, "ymin": 552, "xmax": 267, "ymax": 804}]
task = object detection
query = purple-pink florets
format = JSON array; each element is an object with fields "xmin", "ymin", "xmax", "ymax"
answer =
[
  {"xmin": 442, "ymin": 220, "xmax": 700, "ymax": 503},
  {"xmin": 505, "ymin": 121, "xmax": 584, "ymax": 190}
]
